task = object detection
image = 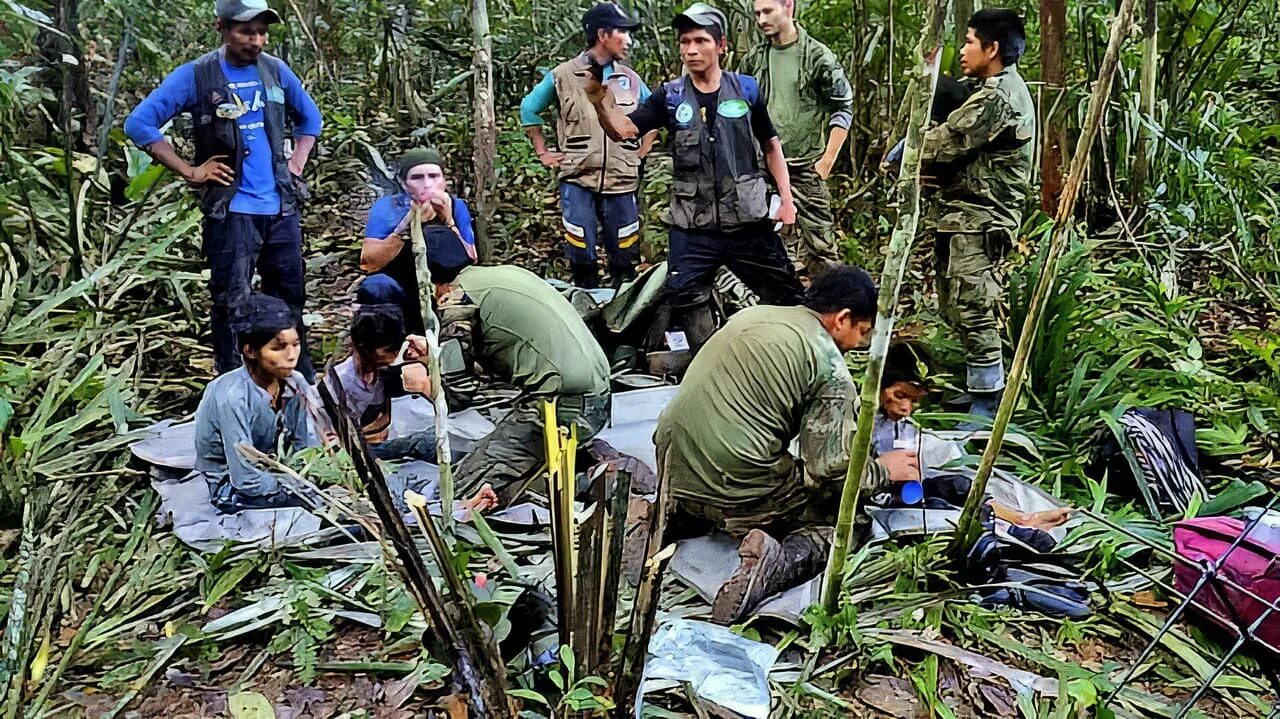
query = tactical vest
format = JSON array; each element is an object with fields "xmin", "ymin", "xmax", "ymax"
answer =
[
  {"xmin": 664, "ymin": 73, "xmax": 769, "ymax": 232},
  {"xmin": 192, "ymin": 49, "xmax": 296, "ymax": 220},
  {"xmin": 551, "ymin": 55, "xmax": 644, "ymax": 194}
]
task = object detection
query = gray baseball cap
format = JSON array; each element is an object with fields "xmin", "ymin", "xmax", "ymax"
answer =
[
  {"xmin": 216, "ymin": 0, "xmax": 282, "ymax": 23},
  {"xmin": 674, "ymin": 2, "xmax": 726, "ymax": 35}
]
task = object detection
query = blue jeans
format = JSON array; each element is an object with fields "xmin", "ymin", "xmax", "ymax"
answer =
[
  {"xmin": 559, "ymin": 182, "xmax": 640, "ymax": 272},
  {"xmin": 203, "ymin": 212, "xmax": 313, "ymax": 381}
]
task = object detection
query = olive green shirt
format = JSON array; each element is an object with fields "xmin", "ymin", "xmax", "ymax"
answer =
[
  {"xmin": 921, "ymin": 64, "xmax": 1036, "ymax": 236},
  {"xmin": 740, "ymin": 27, "xmax": 854, "ymax": 166},
  {"xmin": 655, "ymin": 305, "xmax": 888, "ymax": 507},
  {"xmin": 441, "ymin": 265, "xmax": 611, "ymax": 399}
]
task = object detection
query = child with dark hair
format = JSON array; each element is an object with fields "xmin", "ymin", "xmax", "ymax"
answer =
[
  {"xmin": 868, "ymin": 340, "xmax": 1071, "ymax": 530},
  {"xmin": 193, "ymin": 294, "xmax": 320, "ymax": 513},
  {"xmin": 326, "ymin": 304, "xmax": 437, "ymax": 462}
]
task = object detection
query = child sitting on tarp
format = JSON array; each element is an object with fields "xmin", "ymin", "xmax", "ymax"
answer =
[
  {"xmin": 194, "ymin": 295, "xmax": 323, "ymax": 514},
  {"xmin": 326, "ymin": 292, "xmax": 437, "ymax": 461},
  {"xmin": 871, "ymin": 342, "xmax": 1070, "ymax": 531}
]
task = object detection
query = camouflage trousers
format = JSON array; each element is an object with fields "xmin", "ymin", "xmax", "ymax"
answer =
[
  {"xmin": 455, "ymin": 391, "xmax": 611, "ymax": 504},
  {"xmin": 660, "ymin": 452, "xmax": 834, "ymax": 554},
  {"xmin": 934, "ymin": 230, "xmax": 1009, "ymax": 387},
  {"xmin": 787, "ymin": 163, "xmax": 841, "ymax": 278}
]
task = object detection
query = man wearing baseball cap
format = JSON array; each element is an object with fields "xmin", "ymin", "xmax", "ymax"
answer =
[
  {"xmin": 584, "ymin": 2, "xmax": 804, "ymax": 350},
  {"xmin": 520, "ymin": 3, "xmax": 656, "ymax": 289},
  {"xmin": 125, "ymin": 0, "xmax": 323, "ymax": 380}
]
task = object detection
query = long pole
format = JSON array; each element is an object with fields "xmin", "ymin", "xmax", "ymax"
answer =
[
  {"xmin": 408, "ymin": 210, "xmax": 455, "ymax": 532},
  {"xmin": 948, "ymin": 0, "xmax": 1140, "ymax": 555},
  {"xmin": 820, "ymin": 0, "xmax": 952, "ymax": 611}
]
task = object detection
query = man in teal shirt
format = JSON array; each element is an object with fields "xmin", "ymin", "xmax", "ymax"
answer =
[{"xmin": 521, "ymin": 3, "xmax": 656, "ymax": 289}]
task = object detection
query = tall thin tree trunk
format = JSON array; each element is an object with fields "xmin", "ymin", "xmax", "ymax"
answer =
[
  {"xmin": 470, "ymin": 0, "xmax": 497, "ymax": 261},
  {"xmin": 1040, "ymin": 0, "xmax": 1067, "ymax": 214},
  {"xmin": 1131, "ymin": 0, "xmax": 1158, "ymax": 201},
  {"xmin": 953, "ymin": 0, "xmax": 972, "ymax": 70},
  {"xmin": 820, "ymin": 0, "xmax": 952, "ymax": 612},
  {"xmin": 949, "ymin": 0, "xmax": 1139, "ymax": 556}
]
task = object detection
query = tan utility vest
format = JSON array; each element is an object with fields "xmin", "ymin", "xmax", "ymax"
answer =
[{"xmin": 551, "ymin": 54, "xmax": 644, "ymax": 194}]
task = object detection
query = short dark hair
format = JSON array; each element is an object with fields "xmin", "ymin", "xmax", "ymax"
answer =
[
  {"xmin": 586, "ymin": 25, "xmax": 619, "ymax": 48},
  {"xmin": 233, "ymin": 294, "xmax": 297, "ymax": 357},
  {"xmin": 351, "ymin": 304, "xmax": 407, "ymax": 358},
  {"xmin": 968, "ymin": 9, "xmax": 1026, "ymax": 66},
  {"xmin": 675, "ymin": 18, "xmax": 724, "ymax": 43},
  {"xmin": 880, "ymin": 342, "xmax": 928, "ymax": 393},
  {"xmin": 802, "ymin": 265, "xmax": 877, "ymax": 320}
]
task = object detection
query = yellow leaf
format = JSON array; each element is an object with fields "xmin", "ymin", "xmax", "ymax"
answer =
[
  {"xmin": 29, "ymin": 630, "xmax": 51, "ymax": 683},
  {"xmin": 228, "ymin": 691, "xmax": 276, "ymax": 719}
]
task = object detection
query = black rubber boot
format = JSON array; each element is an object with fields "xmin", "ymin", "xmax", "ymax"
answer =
[
  {"xmin": 608, "ymin": 262, "xmax": 638, "ymax": 290},
  {"xmin": 570, "ymin": 262, "xmax": 600, "ymax": 289}
]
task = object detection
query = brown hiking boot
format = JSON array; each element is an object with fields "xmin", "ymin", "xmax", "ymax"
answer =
[{"xmin": 712, "ymin": 529, "xmax": 784, "ymax": 624}]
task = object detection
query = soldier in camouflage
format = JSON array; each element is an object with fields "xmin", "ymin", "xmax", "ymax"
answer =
[
  {"xmin": 920, "ymin": 9, "xmax": 1035, "ymax": 421},
  {"xmin": 406, "ymin": 226, "xmax": 613, "ymax": 505},
  {"xmin": 653, "ymin": 266, "xmax": 921, "ymax": 623},
  {"xmin": 740, "ymin": 0, "xmax": 854, "ymax": 278}
]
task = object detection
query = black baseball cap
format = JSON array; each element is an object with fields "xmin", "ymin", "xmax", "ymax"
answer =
[
  {"xmin": 216, "ymin": 0, "xmax": 282, "ymax": 23},
  {"xmin": 583, "ymin": 3, "xmax": 641, "ymax": 37}
]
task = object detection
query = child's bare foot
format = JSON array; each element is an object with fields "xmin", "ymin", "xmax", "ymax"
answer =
[{"xmin": 460, "ymin": 483, "xmax": 498, "ymax": 521}]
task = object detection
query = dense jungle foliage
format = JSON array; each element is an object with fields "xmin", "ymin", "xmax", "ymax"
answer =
[{"xmin": 1, "ymin": 0, "xmax": 1279, "ymax": 713}]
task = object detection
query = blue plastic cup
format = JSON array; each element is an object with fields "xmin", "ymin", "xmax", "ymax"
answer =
[{"xmin": 897, "ymin": 479, "xmax": 924, "ymax": 505}]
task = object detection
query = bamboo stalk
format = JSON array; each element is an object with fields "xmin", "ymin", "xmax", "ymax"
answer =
[
  {"xmin": 1130, "ymin": 0, "xmax": 1158, "ymax": 202},
  {"xmin": 948, "ymin": 0, "xmax": 1140, "ymax": 556},
  {"xmin": 819, "ymin": 0, "xmax": 952, "ymax": 612},
  {"xmin": 317, "ymin": 381, "xmax": 513, "ymax": 718},
  {"xmin": 408, "ymin": 210, "xmax": 455, "ymax": 533}
]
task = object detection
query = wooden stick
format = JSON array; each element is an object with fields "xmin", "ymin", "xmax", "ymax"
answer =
[
  {"xmin": 819, "ymin": 0, "xmax": 952, "ymax": 612},
  {"xmin": 948, "ymin": 0, "xmax": 1140, "ymax": 555},
  {"xmin": 408, "ymin": 210, "xmax": 455, "ymax": 533},
  {"xmin": 317, "ymin": 382, "xmax": 512, "ymax": 718}
]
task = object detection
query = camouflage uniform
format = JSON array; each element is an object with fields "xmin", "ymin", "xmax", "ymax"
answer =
[
  {"xmin": 654, "ymin": 305, "xmax": 890, "ymax": 551},
  {"xmin": 921, "ymin": 65, "xmax": 1035, "ymax": 392},
  {"xmin": 740, "ymin": 27, "xmax": 854, "ymax": 277},
  {"xmin": 437, "ymin": 265, "xmax": 613, "ymax": 503}
]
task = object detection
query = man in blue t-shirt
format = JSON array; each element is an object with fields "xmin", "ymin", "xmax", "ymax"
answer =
[
  {"xmin": 124, "ymin": 0, "xmax": 323, "ymax": 380},
  {"xmin": 361, "ymin": 147, "xmax": 478, "ymax": 335}
]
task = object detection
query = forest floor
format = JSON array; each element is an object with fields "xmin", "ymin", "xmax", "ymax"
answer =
[{"xmin": 13, "ymin": 158, "xmax": 1280, "ymax": 719}]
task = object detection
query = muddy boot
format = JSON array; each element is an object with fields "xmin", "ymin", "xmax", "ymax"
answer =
[
  {"xmin": 712, "ymin": 530, "xmax": 827, "ymax": 624},
  {"xmin": 570, "ymin": 262, "xmax": 600, "ymax": 289}
]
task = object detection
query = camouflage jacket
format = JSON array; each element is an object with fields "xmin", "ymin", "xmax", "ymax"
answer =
[
  {"xmin": 921, "ymin": 64, "xmax": 1035, "ymax": 237},
  {"xmin": 739, "ymin": 26, "xmax": 854, "ymax": 166},
  {"xmin": 655, "ymin": 305, "xmax": 890, "ymax": 507}
]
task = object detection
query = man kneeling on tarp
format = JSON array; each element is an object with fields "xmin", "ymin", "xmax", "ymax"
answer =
[
  {"xmin": 194, "ymin": 294, "xmax": 322, "ymax": 513},
  {"xmin": 655, "ymin": 265, "xmax": 921, "ymax": 623},
  {"xmin": 397, "ymin": 225, "xmax": 614, "ymax": 505}
]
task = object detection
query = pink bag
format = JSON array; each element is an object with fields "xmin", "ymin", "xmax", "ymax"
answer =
[{"xmin": 1173, "ymin": 516, "xmax": 1280, "ymax": 651}]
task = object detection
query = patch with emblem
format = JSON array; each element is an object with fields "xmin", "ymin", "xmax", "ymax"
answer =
[
  {"xmin": 675, "ymin": 102, "xmax": 695, "ymax": 125},
  {"xmin": 717, "ymin": 98, "xmax": 749, "ymax": 119},
  {"xmin": 616, "ymin": 75, "xmax": 630, "ymax": 91}
]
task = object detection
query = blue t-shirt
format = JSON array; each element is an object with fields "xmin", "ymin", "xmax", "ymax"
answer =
[
  {"xmin": 124, "ymin": 51, "xmax": 323, "ymax": 216},
  {"xmin": 364, "ymin": 192, "xmax": 477, "ymax": 250}
]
